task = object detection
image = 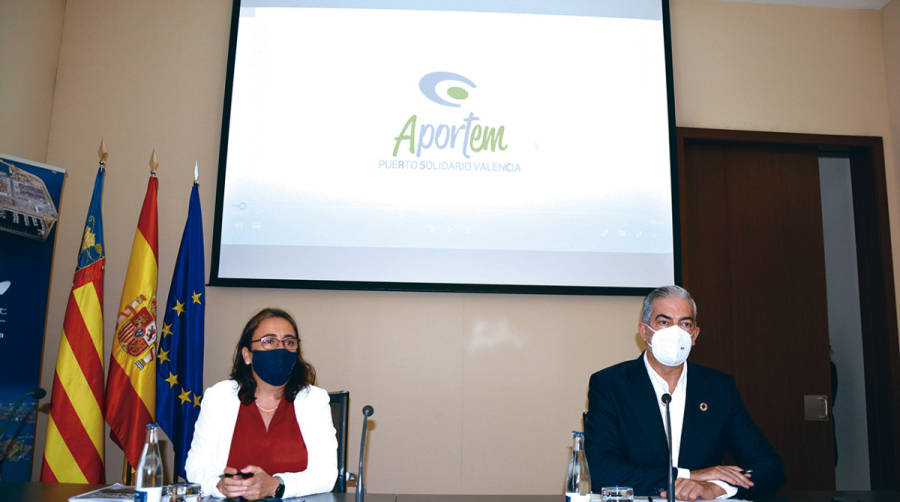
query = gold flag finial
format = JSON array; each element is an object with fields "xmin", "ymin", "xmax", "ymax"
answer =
[
  {"xmin": 150, "ymin": 150, "xmax": 159, "ymax": 174},
  {"xmin": 98, "ymin": 139, "xmax": 109, "ymax": 164}
]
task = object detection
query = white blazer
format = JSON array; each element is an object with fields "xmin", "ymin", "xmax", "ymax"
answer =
[{"xmin": 185, "ymin": 380, "xmax": 338, "ymax": 498}]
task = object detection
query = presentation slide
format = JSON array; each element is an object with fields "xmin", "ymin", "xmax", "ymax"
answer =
[{"xmin": 214, "ymin": 0, "xmax": 675, "ymax": 290}]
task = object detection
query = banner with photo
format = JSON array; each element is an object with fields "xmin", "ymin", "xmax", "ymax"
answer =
[{"xmin": 0, "ymin": 153, "xmax": 65, "ymax": 481}]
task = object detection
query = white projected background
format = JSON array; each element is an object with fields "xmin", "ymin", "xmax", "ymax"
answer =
[{"xmin": 217, "ymin": 2, "xmax": 674, "ymax": 288}]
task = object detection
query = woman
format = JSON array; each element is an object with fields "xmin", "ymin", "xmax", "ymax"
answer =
[{"xmin": 186, "ymin": 308, "xmax": 337, "ymax": 499}]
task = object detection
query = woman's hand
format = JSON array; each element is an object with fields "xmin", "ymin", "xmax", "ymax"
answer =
[
  {"xmin": 217, "ymin": 465, "xmax": 280, "ymax": 500},
  {"xmin": 217, "ymin": 467, "xmax": 241, "ymax": 498}
]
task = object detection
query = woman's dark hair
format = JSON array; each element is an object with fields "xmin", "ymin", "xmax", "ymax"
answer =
[{"xmin": 230, "ymin": 307, "xmax": 317, "ymax": 405}]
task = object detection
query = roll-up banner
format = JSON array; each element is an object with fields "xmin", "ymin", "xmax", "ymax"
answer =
[{"xmin": 0, "ymin": 154, "xmax": 65, "ymax": 481}]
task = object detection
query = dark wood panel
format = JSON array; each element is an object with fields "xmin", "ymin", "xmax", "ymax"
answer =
[
  {"xmin": 848, "ymin": 145, "xmax": 900, "ymax": 490},
  {"xmin": 677, "ymin": 127, "xmax": 900, "ymax": 490},
  {"xmin": 679, "ymin": 136, "xmax": 834, "ymax": 489},
  {"xmin": 680, "ymin": 142, "xmax": 733, "ymax": 370},
  {"xmin": 725, "ymin": 144, "xmax": 832, "ymax": 489}
]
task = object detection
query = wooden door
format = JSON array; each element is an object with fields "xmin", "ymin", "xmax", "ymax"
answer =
[{"xmin": 679, "ymin": 138, "xmax": 835, "ymax": 489}]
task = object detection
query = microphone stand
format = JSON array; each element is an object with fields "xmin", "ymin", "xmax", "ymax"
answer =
[
  {"xmin": 356, "ymin": 405, "xmax": 374, "ymax": 502},
  {"xmin": 661, "ymin": 393, "xmax": 674, "ymax": 502}
]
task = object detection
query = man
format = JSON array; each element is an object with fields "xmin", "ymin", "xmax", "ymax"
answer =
[{"xmin": 584, "ymin": 286, "xmax": 785, "ymax": 500}]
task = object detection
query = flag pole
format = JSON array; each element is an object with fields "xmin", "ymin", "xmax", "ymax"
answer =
[
  {"xmin": 121, "ymin": 148, "xmax": 158, "ymax": 488},
  {"xmin": 151, "ymin": 150, "xmax": 159, "ymax": 175},
  {"xmin": 98, "ymin": 139, "xmax": 108, "ymax": 165},
  {"xmin": 122, "ymin": 462, "xmax": 134, "ymax": 484},
  {"xmin": 40, "ymin": 139, "xmax": 109, "ymax": 483},
  {"xmin": 156, "ymin": 163, "xmax": 206, "ymax": 481},
  {"xmin": 106, "ymin": 146, "xmax": 160, "ymax": 484}
]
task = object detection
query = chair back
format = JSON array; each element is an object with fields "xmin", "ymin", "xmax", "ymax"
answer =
[{"xmin": 329, "ymin": 390, "xmax": 350, "ymax": 492}]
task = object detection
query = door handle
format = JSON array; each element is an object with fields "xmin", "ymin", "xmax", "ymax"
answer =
[
  {"xmin": 803, "ymin": 394, "xmax": 829, "ymax": 421},
  {"xmin": 818, "ymin": 396, "xmax": 828, "ymax": 419}
]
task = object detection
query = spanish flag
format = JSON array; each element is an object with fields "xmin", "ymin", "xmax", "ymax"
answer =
[
  {"xmin": 104, "ymin": 169, "xmax": 158, "ymax": 469},
  {"xmin": 41, "ymin": 162, "xmax": 107, "ymax": 483}
]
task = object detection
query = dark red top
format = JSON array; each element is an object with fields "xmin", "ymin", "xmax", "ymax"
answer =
[{"xmin": 226, "ymin": 399, "xmax": 308, "ymax": 474}]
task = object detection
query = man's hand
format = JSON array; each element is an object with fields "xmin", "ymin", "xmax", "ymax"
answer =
[
  {"xmin": 661, "ymin": 479, "xmax": 726, "ymax": 501},
  {"xmin": 690, "ymin": 465, "xmax": 753, "ymax": 490},
  {"xmin": 217, "ymin": 465, "xmax": 280, "ymax": 500}
]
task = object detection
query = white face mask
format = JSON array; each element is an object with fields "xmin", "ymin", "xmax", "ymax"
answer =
[{"xmin": 645, "ymin": 324, "xmax": 693, "ymax": 366}]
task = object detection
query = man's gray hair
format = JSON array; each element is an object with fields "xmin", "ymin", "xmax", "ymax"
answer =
[{"xmin": 640, "ymin": 285, "xmax": 698, "ymax": 324}]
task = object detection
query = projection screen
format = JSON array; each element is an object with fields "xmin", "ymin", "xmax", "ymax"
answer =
[{"xmin": 210, "ymin": 0, "xmax": 679, "ymax": 294}]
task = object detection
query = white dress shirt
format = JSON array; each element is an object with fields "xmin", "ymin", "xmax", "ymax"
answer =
[{"xmin": 643, "ymin": 353, "xmax": 737, "ymax": 499}]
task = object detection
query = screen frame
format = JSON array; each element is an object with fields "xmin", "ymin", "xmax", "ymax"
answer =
[{"xmin": 208, "ymin": 0, "xmax": 681, "ymax": 296}]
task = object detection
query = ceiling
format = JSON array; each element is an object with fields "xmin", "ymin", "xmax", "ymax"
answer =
[{"xmin": 724, "ymin": 0, "xmax": 891, "ymax": 8}]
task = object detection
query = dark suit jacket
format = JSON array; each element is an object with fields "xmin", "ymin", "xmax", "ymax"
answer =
[{"xmin": 584, "ymin": 354, "xmax": 785, "ymax": 498}]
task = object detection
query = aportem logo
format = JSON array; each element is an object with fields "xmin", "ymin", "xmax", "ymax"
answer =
[
  {"xmin": 419, "ymin": 71, "xmax": 475, "ymax": 107},
  {"xmin": 392, "ymin": 72, "xmax": 508, "ymax": 159}
]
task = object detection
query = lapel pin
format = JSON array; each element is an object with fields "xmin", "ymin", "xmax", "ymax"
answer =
[{"xmin": 699, "ymin": 402, "xmax": 708, "ymax": 412}]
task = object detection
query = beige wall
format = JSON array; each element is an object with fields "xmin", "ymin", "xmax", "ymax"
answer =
[
  {"xmin": 0, "ymin": 0, "xmax": 65, "ymax": 161},
  {"xmin": 671, "ymin": 1, "xmax": 899, "ymax": 304},
  {"xmin": 1, "ymin": 0, "xmax": 896, "ymax": 494},
  {"xmin": 886, "ymin": 2, "xmax": 900, "ymax": 245}
]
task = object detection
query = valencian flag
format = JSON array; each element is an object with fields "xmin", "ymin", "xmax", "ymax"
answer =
[
  {"xmin": 156, "ymin": 179, "xmax": 204, "ymax": 479},
  {"xmin": 41, "ymin": 159, "xmax": 107, "ymax": 483},
  {"xmin": 104, "ymin": 168, "xmax": 158, "ymax": 469}
]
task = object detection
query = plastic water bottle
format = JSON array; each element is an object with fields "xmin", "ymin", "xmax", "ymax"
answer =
[
  {"xmin": 565, "ymin": 431, "xmax": 592, "ymax": 502},
  {"xmin": 135, "ymin": 423, "xmax": 164, "ymax": 502}
]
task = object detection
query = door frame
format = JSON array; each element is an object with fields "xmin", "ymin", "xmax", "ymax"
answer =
[{"xmin": 675, "ymin": 127, "xmax": 900, "ymax": 490}]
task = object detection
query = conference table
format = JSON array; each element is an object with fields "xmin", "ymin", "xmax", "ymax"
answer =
[
  {"xmin": 398, "ymin": 494, "xmax": 900, "ymax": 502},
  {"xmin": 1, "ymin": 484, "xmax": 898, "ymax": 502}
]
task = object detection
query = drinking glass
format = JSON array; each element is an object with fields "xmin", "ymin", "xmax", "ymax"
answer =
[
  {"xmin": 161, "ymin": 482, "xmax": 201, "ymax": 502},
  {"xmin": 600, "ymin": 486, "xmax": 634, "ymax": 502}
]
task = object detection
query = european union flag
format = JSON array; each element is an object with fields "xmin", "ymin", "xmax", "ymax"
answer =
[{"xmin": 156, "ymin": 182, "xmax": 204, "ymax": 480}]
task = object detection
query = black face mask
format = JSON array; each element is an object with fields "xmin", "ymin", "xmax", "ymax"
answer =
[{"xmin": 251, "ymin": 349, "xmax": 297, "ymax": 386}]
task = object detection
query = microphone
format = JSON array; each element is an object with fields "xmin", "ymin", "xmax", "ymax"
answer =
[
  {"xmin": 356, "ymin": 405, "xmax": 374, "ymax": 502},
  {"xmin": 0, "ymin": 388, "xmax": 47, "ymax": 479},
  {"xmin": 661, "ymin": 393, "xmax": 674, "ymax": 502},
  {"xmin": 0, "ymin": 388, "xmax": 46, "ymax": 439}
]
